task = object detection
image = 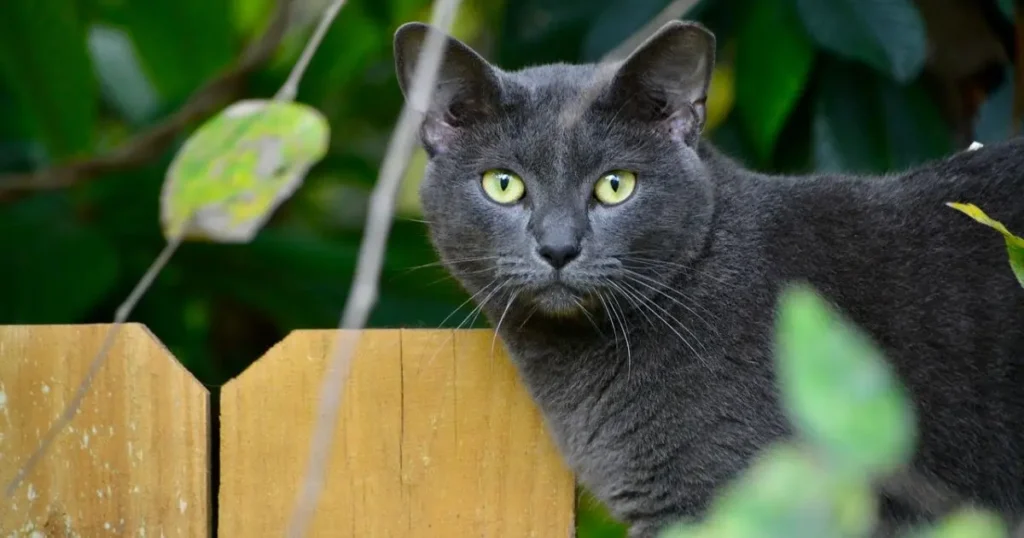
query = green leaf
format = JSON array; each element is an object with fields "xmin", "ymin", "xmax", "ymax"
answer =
[
  {"xmin": 811, "ymin": 62, "xmax": 888, "ymax": 173},
  {"xmin": 812, "ymin": 59, "xmax": 951, "ymax": 173},
  {"xmin": 87, "ymin": 24, "xmax": 161, "ymax": 125},
  {"xmin": 775, "ymin": 284, "xmax": 916, "ymax": 477},
  {"xmin": 794, "ymin": 0, "xmax": 926, "ymax": 82},
  {"xmin": 911, "ymin": 508, "xmax": 1008, "ymax": 538},
  {"xmin": 996, "ymin": 0, "xmax": 1013, "ymax": 21},
  {"xmin": 0, "ymin": 197, "xmax": 119, "ymax": 323},
  {"xmin": 705, "ymin": 443, "xmax": 876, "ymax": 538},
  {"xmin": 110, "ymin": 0, "xmax": 235, "ymax": 101},
  {"xmin": 877, "ymin": 77, "xmax": 953, "ymax": 169},
  {"xmin": 946, "ymin": 202, "xmax": 1024, "ymax": 289},
  {"xmin": 577, "ymin": 487, "xmax": 629, "ymax": 538},
  {"xmin": 0, "ymin": 0, "xmax": 98, "ymax": 159},
  {"xmin": 160, "ymin": 99, "xmax": 330, "ymax": 243},
  {"xmin": 735, "ymin": 0, "xmax": 815, "ymax": 161},
  {"xmin": 973, "ymin": 70, "xmax": 1021, "ymax": 145}
]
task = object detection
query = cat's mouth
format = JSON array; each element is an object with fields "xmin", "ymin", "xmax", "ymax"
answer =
[{"xmin": 524, "ymin": 281, "xmax": 599, "ymax": 318}]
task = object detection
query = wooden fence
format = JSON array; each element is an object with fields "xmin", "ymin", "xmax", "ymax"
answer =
[{"xmin": 0, "ymin": 325, "xmax": 575, "ymax": 537}]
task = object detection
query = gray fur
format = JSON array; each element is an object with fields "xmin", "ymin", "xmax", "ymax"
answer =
[{"xmin": 393, "ymin": 21, "xmax": 1024, "ymax": 537}]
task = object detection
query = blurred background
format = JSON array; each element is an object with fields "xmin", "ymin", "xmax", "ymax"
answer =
[{"xmin": 0, "ymin": 0, "xmax": 1020, "ymax": 535}]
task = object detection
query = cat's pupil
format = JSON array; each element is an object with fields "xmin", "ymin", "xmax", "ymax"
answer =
[
  {"xmin": 499, "ymin": 175, "xmax": 510, "ymax": 190},
  {"xmin": 609, "ymin": 176, "xmax": 620, "ymax": 191}
]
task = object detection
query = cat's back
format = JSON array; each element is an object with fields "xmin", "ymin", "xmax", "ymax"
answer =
[{"xmin": 741, "ymin": 137, "xmax": 1024, "ymax": 517}]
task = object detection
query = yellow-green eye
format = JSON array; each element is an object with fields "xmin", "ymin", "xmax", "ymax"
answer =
[
  {"xmin": 481, "ymin": 169, "xmax": 526, "ymax": 204},
  {"xmin": 594, "ymin": 170, "xmax": 637, "ymax": 205}
]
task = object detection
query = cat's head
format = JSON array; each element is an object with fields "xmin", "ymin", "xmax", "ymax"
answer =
[{"xmin": 393, "ymin": 21, "xmax": 718, "ymax": 320}]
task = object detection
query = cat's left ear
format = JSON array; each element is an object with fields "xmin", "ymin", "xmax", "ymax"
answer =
[{"xmin": 603, "ymin": 21, "xmax": 715, "ymax": 146}]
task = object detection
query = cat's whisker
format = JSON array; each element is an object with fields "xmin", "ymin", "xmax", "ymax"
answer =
[
  {"xmin": 614, "ymin": 278, "xmax": 709, "ymax": 369},
  {"xmin": 618, "ymin": 255, "xmax": 734, "ymax": 287},
  {"xmin": 490, "ymin": 289, "xmax": 520, "ymax": 361},
  {"xmin": 573, "ymin": 297, "xmax": 602, "ymax": 336},
  {"xmin": 620, "ymin": 269, "xmax": 720, "ymax": 334},
  {"xmin": 598, "ymin": 289, "xmax": 632, "ymax": 382},
  {"xmin": 400, "ymin": 255, "xmax": 501, "ymax": 273},
  {"xmin": 517, "ymin": 302, "xmax": 540, "ymax": 329},
  {"xmin": 422, "ymin": 278, "xmax": 504, "ymax": 368}
]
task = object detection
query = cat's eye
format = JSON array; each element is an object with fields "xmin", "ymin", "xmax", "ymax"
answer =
[
  {"xmin": 481, "ymin": 169, "xmax": 526, "ymax": 204},
  {"xmin": 594, "ymin": 170, "xmax": 637, "ymax": 205}
]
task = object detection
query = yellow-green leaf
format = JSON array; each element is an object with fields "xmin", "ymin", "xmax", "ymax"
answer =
[
  {"xmin": 160, "ymin": 99, "xmax": 330, "ymax": 243},
  {"xmin": 946, "ymin": 202, "xmax": 1024, "ymax": 289}
]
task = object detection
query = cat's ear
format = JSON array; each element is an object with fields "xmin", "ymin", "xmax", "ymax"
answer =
[
  {"xmin": 393, "ymin": 22, "xmax": 501, "ymax": 156},
  {"xmin": 603, "ymin": 21, "xmax": 715, "ymax": 146}
]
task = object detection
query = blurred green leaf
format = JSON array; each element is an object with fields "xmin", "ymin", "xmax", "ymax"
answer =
[
  {"xmin": 946, "ymin": 202, "xmax": 1024, "ymax": 289},
  {"xmin": 87, "ymin": 24, "xmax": 161, "ymax": 125},
  {"xmin": 996, "ymin": 0, "xmax": 1013, "ymax": 20},
  {"xmin": 877, "ymin": 78, "xmax": 953, "ymax": 169},
  {"xmin": 704, "ymin": 443, "xmax": 876, "ymax": 538},
  {"xmin": 973, "ymin": 70, "xmax": 1021, "ymax": 145},
  {"xmin": 0, "ymin": 0, "xmax": 97, "ymax": 159},
  {"xmin": 776, "ymin": 284, "xmax": 915, "ymax": 477},
  {"xmin": 907, "ymin": 507, "xmax": 1009, "ymax": 538},
  {"xmin": 112, "ymin": 0, "xmax": 236, "ymax": 101},
  {"xmin": 812, "ymin": 60, "xmax": 950, "ymax": 173},
  {"xmin": 0, "ymin": 197, "xmax": 119, "ymax": 323},
  {"xmin": 160, "ymin": 99, "xmax": 330, "ymax": 242},
  {"xmin": 811, "ymin": 62, "xmax": 888, "ymax": 173},
  {"xmin": 577, "ymin": 487, "xmax": 629, "ymax": 538},
  {"xmin": 735, "ymin": 0, "xmax": 814, "ymax": 161},
  {"xmin": 794, "ymin": 0, "xmax": 926, "ymax": 82}
]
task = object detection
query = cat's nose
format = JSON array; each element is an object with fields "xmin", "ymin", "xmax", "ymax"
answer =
[{"xmin": 536, "ymin": 242, "xmax": 581, "ymax": 269}]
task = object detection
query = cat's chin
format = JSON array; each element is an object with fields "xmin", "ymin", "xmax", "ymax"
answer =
[{"xmin": 526, "ymin": 283, "xmax": 599, "ymax": 319}]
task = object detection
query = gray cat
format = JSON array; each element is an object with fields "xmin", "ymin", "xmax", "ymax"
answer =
[{"xmin": 392, "ymin": 20, "xmax": 1024, "ymax": 537}]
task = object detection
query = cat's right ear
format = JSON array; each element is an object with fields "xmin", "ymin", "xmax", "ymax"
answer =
[{"xmin": 393, "ymin": 22, "xmax": 501, "ymax": 156}]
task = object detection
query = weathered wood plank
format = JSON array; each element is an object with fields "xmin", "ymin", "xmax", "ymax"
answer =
[
  {"xmin": 219, "ymin": 328, "xmax": 574, "ymax": 537},
  {"xmin": 0, "ymin": 324, "xmax": 210, "ymax": 537}
]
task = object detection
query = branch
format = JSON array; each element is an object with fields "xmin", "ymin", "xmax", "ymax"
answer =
[
  {"xmin": 283, "ymin": 0, "xmax": 463, "ymax": 535},
  {"xmin": 0, "ymin": 0, "xmax": 295, "ymax": 201},
  {"xmin": 600, "ymin": 0, "xmax": 704, "ymax": 62}
]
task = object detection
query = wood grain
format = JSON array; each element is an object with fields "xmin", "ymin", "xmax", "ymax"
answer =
[
  {"xmin": 0, "ymin": 324, "xmax": 210, "ymax": 537},
  {"xmin": 219, "ymin": 328, "xmax": 574, "ymax": 537}
]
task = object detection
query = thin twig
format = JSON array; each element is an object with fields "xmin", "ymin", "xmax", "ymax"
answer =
[
  {"xmin": 275, "ymin": 0, "xmax": 347, "ymax": 101},
  {"xmin": 0, "ymin": 0, "xmax": 295, "ymax": 200},
  {"xmin": 3, "ymin": 226, "xmax": 188, "ymax": 499},
  {"xmin": 282, "ymin": 0, "xmax": 462, "ymax": 535},
  {"xmin": 600, "ymin": 0, "xmax": 704, "ymax": 62}
]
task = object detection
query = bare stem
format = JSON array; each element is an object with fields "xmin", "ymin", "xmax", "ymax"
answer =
[
  {"xmin": 282, "ymin": 0, "xmax": 463, "ymax": 535},
  {"xmin": 3, "ymin": 227, "xmax": 187, "ymax": 499},
  {"xmin": 275, "ymin": 0, "xmax": 348, "ymax": 102}
]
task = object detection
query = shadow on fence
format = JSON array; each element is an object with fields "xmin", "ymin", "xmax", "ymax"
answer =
[{"xmin": 0, "ymin": 325, "xmax": 574, "ymax": 537}]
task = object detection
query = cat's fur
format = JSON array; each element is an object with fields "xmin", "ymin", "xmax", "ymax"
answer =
[{"xmin": 393, "ymin": 20, "xmax": 1024, "ymax": 537}]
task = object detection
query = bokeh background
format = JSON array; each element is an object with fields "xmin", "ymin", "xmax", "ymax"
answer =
[{"xmin": 0, "ymin": 0, "xmax": 1020, "ymax": 535}]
